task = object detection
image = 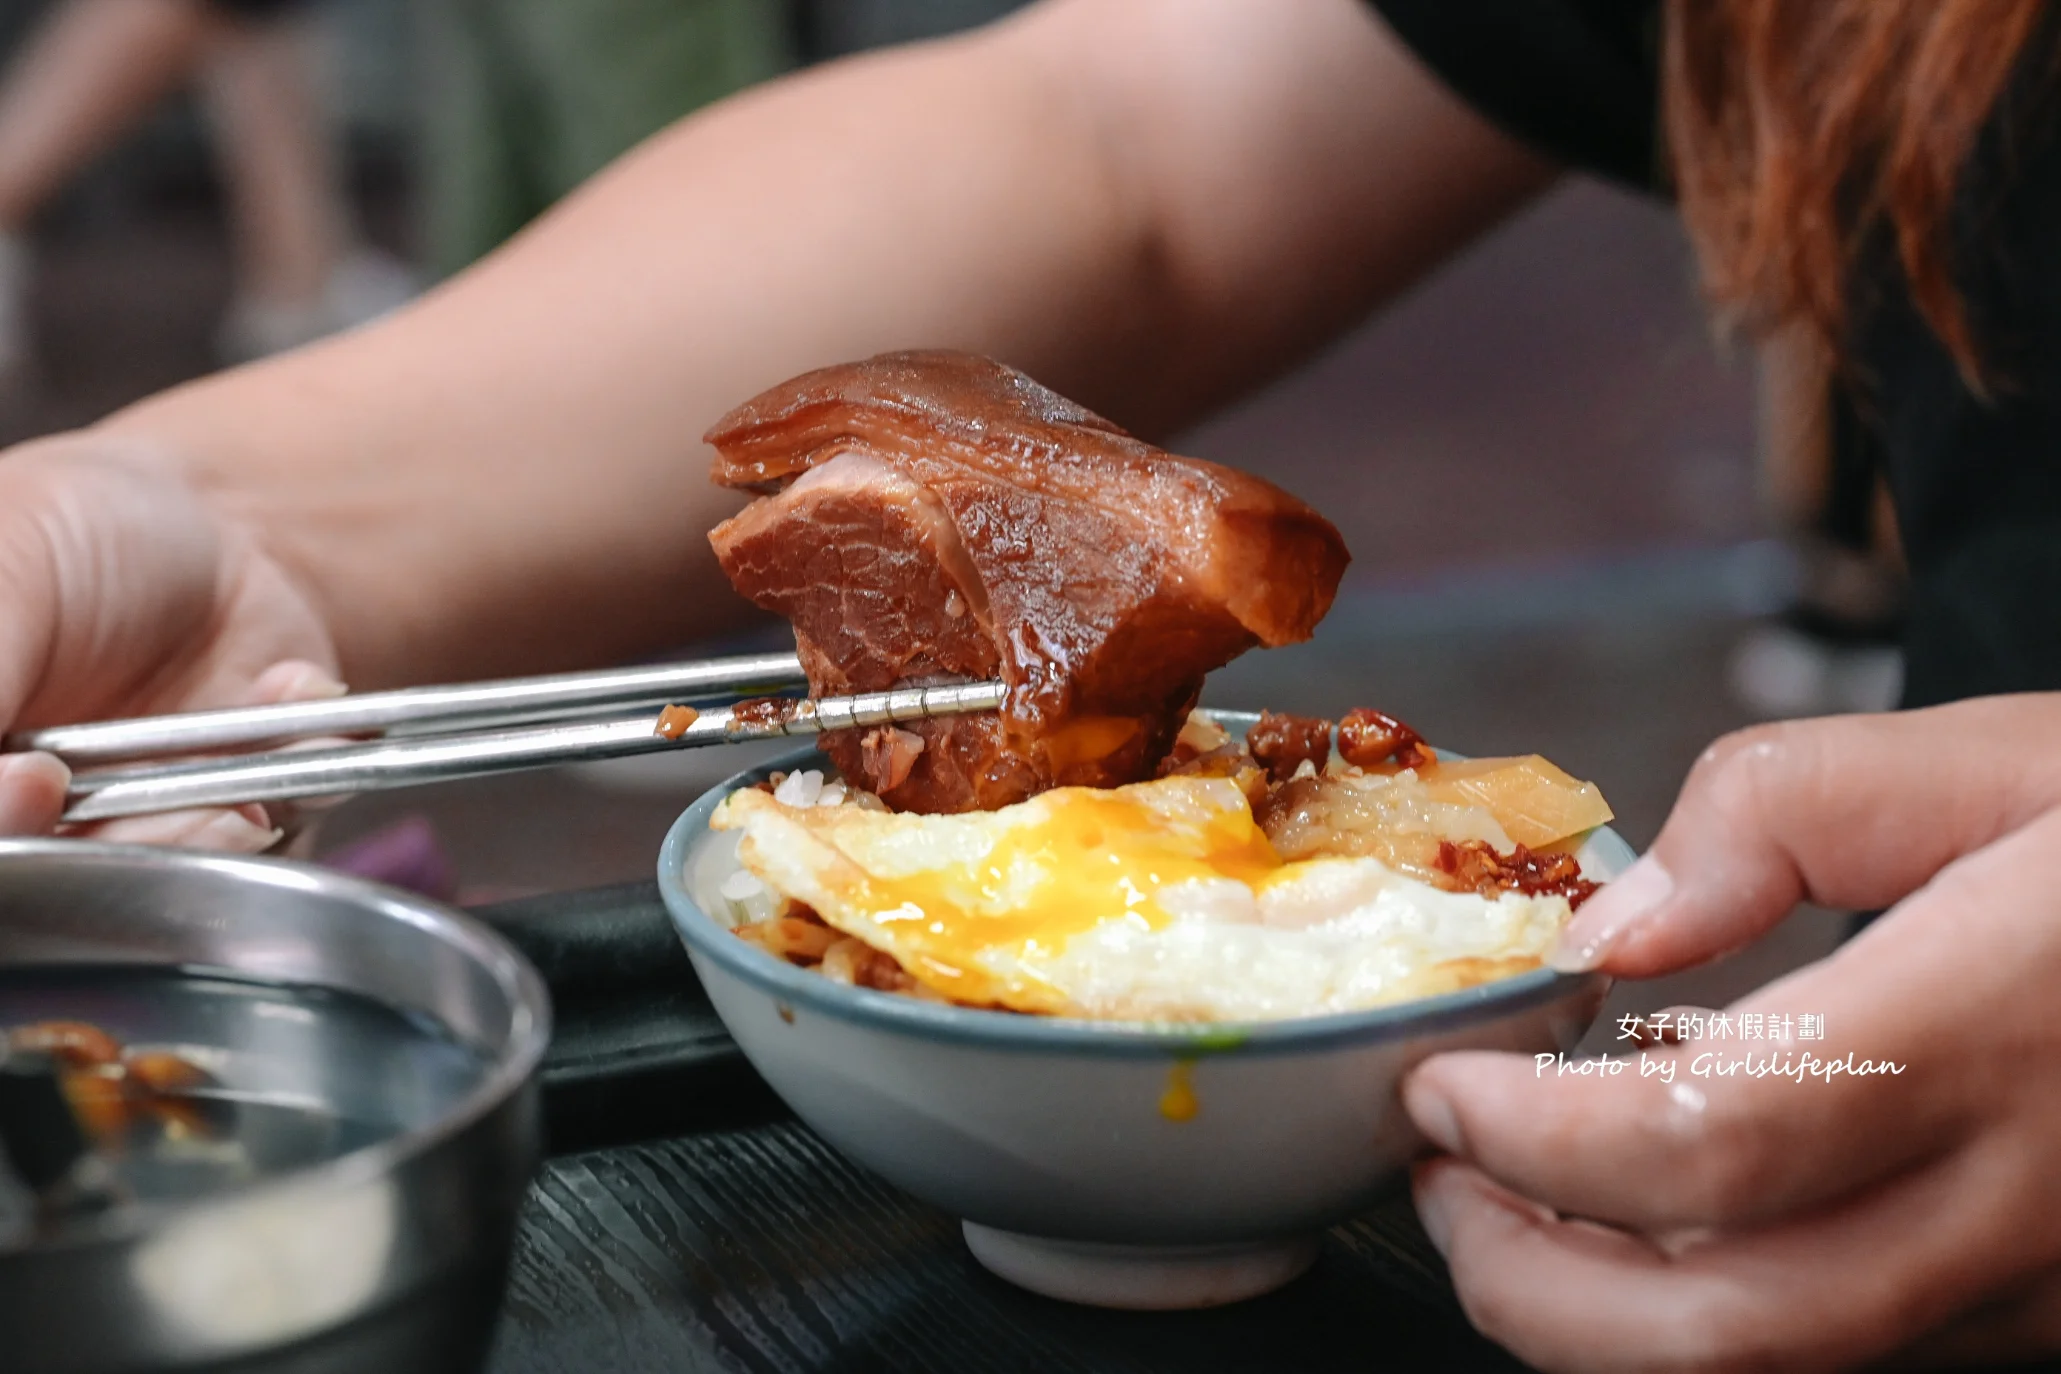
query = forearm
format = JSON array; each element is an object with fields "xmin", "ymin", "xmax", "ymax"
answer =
[{"xmin": 93, "ymin": 0, "xmax": 1554, "ymax": 689}]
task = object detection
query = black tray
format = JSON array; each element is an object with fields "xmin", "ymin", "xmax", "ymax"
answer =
[{"xmin": 483, "ymin": 881, "xmax": 783, "ymax": 1155}]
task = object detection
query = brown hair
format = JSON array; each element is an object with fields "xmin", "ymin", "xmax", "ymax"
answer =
[{"xmin": 1663, "ymin": 0, "xmax": 2050, "ymax": 393}]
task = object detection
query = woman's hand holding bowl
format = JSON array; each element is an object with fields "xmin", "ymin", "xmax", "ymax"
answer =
[{"xmin": 1407, "ymin": 698, "xmax": 2061, "ymax": 1371}]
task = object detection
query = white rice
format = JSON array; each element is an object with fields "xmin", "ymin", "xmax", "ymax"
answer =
[{"xmin": 688, "ymin": 770, "xmax": 857, "ymax": 928}]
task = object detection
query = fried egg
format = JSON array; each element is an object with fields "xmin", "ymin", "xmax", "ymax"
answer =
[{"xmin": 705, "ymin": 775, "xmax": 1574, "ymax": 1022}]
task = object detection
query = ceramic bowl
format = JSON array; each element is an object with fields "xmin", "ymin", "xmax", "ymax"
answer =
[{"xmin": 657, "ymin": 714, "xmax": 1627, "ymax": 1309}]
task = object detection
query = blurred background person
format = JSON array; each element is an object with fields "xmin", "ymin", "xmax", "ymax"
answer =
[
  {"xmin": 414, "ymin": 3, "xmax": 1042, "ymax": 279},
  {"xmin": 415, "ymin": 0, "xmax": 797, "ymax": 277},
  {"xmin": 0, "ymin": 0, "xmax": 413, "ymax": 389}
]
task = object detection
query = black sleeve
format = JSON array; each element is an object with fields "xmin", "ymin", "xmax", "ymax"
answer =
[
  {"xmin": 206, "ymin": 0, "xmax": 311, "ymax": 19},
  {"xmin": 1366, "ymin": 0, "xmax": 1663, "ymax": 191}
]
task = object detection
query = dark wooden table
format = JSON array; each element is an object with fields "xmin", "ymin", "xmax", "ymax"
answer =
[{"xmin": 488, "ymin": 1124, "xmax": 1520, "ymax": 1374}]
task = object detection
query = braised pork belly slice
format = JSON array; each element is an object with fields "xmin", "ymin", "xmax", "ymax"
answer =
[{"xmin": 707, "ymin": 350, "xmax": 1349, "ymax": 813}]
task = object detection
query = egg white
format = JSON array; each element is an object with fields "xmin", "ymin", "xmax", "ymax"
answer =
[
  {"xmin": 705, "ymin": 774, "xmax": 1573, "ymax": 1022},
  {"xmin": 1041, "ymin": 861, "xmax": 1566, "ymax": 1021}
]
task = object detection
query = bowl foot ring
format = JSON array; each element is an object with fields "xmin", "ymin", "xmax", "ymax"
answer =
[{"xmin": 961, "ymin": 1223, "xmax": 1319, "ymax": 1309}]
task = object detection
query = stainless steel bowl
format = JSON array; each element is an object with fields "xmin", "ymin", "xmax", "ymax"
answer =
[{"xmin": 0, "ymin": 840, "xmax": 550, "ymax": 1374}]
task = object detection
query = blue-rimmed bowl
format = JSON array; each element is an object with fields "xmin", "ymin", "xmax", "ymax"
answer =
[{"xmin": 657, "ymin": 714, "xmax": 1627, "ymax": 1309}]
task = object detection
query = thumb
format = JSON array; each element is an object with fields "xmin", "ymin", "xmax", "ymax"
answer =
[
  {"xmin": 1549, "ymin": 694, "xmax": 2061, "ymax": 978},
  {"xmin": 0, "ymin": 753, "xmax": 69, "ymax": 835}
]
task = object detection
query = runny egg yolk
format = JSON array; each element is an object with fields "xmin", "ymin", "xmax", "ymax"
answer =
[{"xmin": 835, "ymin": 785, "xmax": 1282, "ymax": 1007}]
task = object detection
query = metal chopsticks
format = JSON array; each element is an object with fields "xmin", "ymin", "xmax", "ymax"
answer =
[
  {"xmin": 59, "ymin": 680, "xmax": 1007, "ymax": 824},
  {"xmin": 8, "ymin": 651, "xmax": 811, "ymax": 766}
]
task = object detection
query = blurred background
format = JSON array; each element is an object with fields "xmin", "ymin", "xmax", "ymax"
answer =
[{"xmin": 0, "ymin": 0, "xmax": 1882, "ymax": 1012}]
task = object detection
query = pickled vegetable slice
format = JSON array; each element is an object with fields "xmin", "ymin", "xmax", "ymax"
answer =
[{"xmin": 1410, "ymin": 755, "xmax": 1613, "ymax": 850}]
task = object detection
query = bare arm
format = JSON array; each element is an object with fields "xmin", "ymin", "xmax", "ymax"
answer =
[{"xmin": 93, "ymin": 0, "xmax": 1556, "ymax": 688}]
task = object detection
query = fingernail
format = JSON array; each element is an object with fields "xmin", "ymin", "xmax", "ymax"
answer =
[
  {"xmin": 185, "ymin": 811, "xmax": 284, "ymax": 854},
  {"xmin": 1405, "ymin": 1080, "xmax": 1464, "ymax": 1155},
  {"xmin": 290, "ymin": 666, "xmax": 348, "ymax": 700},
  {"xmin": 1413, "ymin": 1174, "xmax": 1454, "ymax": 1257},
  {"xmin": 1547, "ymin": 854, "xmax": 1674, "ymax": 972},
  {"xmin": 0, "ymin": 753, "xmax": 70, "ymax": 833},
  {"xmin": 254, "ymin": 660, "xmax": 348, "ymax": 703}
]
